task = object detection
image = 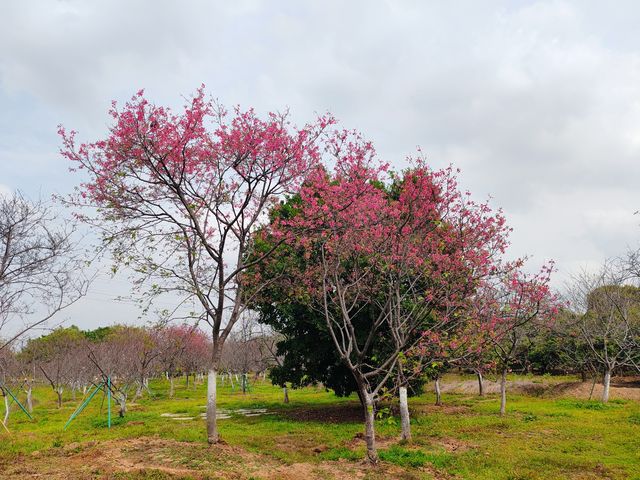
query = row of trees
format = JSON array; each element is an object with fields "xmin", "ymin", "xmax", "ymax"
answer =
[
  {"xmin": 0, "ymin": 320, "xmax": 278, "ymax": 421},
  {"xmin": 526, "ymin": 256, "xmax": 640, "ymax": 403}
]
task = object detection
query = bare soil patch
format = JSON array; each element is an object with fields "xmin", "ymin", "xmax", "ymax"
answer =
[
  {"xmin": 0, "ymin": 436, "xmax": 433, "ymax": 480},
  {"xmin": 415, "ymin": 404, "xmax": 472, "ymax": 415},
  {"xmin": 437, "ymin": 437, "xmax": 473, "ymax": 453},
  {"xmin": 279, "ymin": 403, "xmax": 363, "ymax": 423}
]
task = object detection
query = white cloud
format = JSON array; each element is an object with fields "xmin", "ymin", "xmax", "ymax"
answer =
[{"xmin": 1, "ymin": 0, "xmax": 640, "ymax": 327}]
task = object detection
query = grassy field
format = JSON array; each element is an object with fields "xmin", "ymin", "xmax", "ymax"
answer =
[{"xmin": 1, "ymin": 374, "xmax": 639, "ymax": 479}]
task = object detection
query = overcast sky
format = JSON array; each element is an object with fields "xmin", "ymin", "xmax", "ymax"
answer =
[{"xmin": 1, "ymin": 0, "xmax": 639, "ymax": 332}]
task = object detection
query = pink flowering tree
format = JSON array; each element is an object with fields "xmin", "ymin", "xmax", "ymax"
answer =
[
  {"xmin": 396, "ymin": 178, "xmax": 512, "ymax": 439},
  {"xmin": 263, "ymin": 134, "xmax": 512, "ymax": 462},
  {"xmin": 60, "ymin": 87, "xmax": 332, "ymax": 443},
  {"xmin": 478, "ymin": 263, "xmax": 559, "ymax": 415},
  {"xmin": 157, "ymin": 324, "xmax": 209, "ymax": 397}
]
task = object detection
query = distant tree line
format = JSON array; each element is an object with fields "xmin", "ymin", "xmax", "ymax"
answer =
[{"xmin": 0, "ymin": 319, "xmax": 280, "ymax": 421}]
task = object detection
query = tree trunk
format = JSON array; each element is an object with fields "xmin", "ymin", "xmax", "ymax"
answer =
[
  {"xmin": 207, "ymin": 369, "xmax": 219, "ymax": 444},
  {"xmin": 56, "ymin": 388, "xmax": 63, "ymax": 408},
  {"xmin": 499, "ymin": 369, "xmax": 507, "ymax": 416},
  {"xmin": 25, "ymin": 385, "xmax": 33, "ymax": 413},
  {"xmin": 185, "ymin": 373, "xmax": 189, "ymax": 387},
  {"xmin": 169, "ymin": 376, "xmax": 175, "ymax": 398},
  {"xmin": 434, "ymin": 377, "xmax": 442, "ymax": 406},
  {"xmin": 133, "ymin": 381, "xmax": 143, "ymax": 401},
  {"xmin": 476, "ymin": 370, "xmax": 485, "ymax": 397},
  {"xmin": 399, "ymin": 386, "xmax": 411, "ymax": 441},
  {"xmin": 241, "ymin": 373, "xmax": 247, "ymax": 394},
  {"xmin": 283, "ymin": 386, "xmax": 289, "ymax": 404},
  {"xmin": 581, "ymin": 370, "xmax": 587, "ymax": 382},
  {"xmin": 588, "ymin": 375, "xmax": 597, "ymax": 400},
  {"xmin": 118, "ymin": 393, "xmax": 127, "ymax": 417},
  {"xmin": 3, "ymin": 394, "xmax": 9, "ymax": 425},
  {"xmin": 362, "ymin": 390, "xmax": 379, "ymax": 464},
  {"xmin": 602, "ymin": 369, "xmax": 611, "ymax": 403}
]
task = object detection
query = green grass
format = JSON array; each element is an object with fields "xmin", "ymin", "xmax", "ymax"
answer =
[{"xmin": 1, "ymin": 374, "xmax": 639, "ymax": 479}]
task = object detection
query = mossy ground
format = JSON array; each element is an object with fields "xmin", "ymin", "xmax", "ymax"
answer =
[{"xmin": 1, "ymin": 374, "xmax": 639, "ymax": 479}]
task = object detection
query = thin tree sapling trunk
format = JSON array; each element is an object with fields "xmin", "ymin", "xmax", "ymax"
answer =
[
  {"xmin": 476, "ymin": 370, "xmax": 485, "ymax": 397},
  {"xmin": 3, "ymin": 393, "xmax": 9, "ymax": 426},
  {"xmin": 589, "ymin": 375, "xmax": 597, "ymax": 400},
  {"xmin": 434, "ymin": 377, "xmax": 442, "ymax": 406},
  {"xmin": 25, "ymin": 384, "xmax": 33, "ymax": 413},
  {"xmin": 118, "ymin": 393, "xmax": 127, "ymax": 418},
  {"xmin": 499, "ymin": 369, "xmax": 507, "ymax": 416}
]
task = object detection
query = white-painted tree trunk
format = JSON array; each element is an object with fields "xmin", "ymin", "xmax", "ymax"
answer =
[
  {"xmin": 499, "ymin": 369, "xmax": 507, "ymax": 416},
  {"xmin": 476, "ymin": 370, "xmax": 484, "ymax": 397},
  {"xmin": 283, "ymin": 386, "xmax": 289, "ymax": 403},
  {"xmin": 118, "ymin": 393, "xmax": 127, "ymax": 417},
  {"xmin": 134, "ymin": 379, "xmax": 147, "ymax": 400},
  {"xmin": 434, "ymin": 377, "xmax": 442, "ymax": 406},
  {"xmin": 25, "ymin": 385, "xmax": 33, "ymax": 413},
  {"xmin": 169, "ymin": 376, "xmax": 175, "ymax": 398},
  {"xmin": 399, "ymin": 386, "xmax": 411, "ymax": 441},
  {"xmin": 602, "ymin": 369, "xmax": 611, "ymax": 403},
  {"xmin": 3, "ymin": 394, "xmax": 9, "ymax": 425},
  {"xmin": 207, "ymin": 369, "xmax": 219, "ymax": 444}
]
